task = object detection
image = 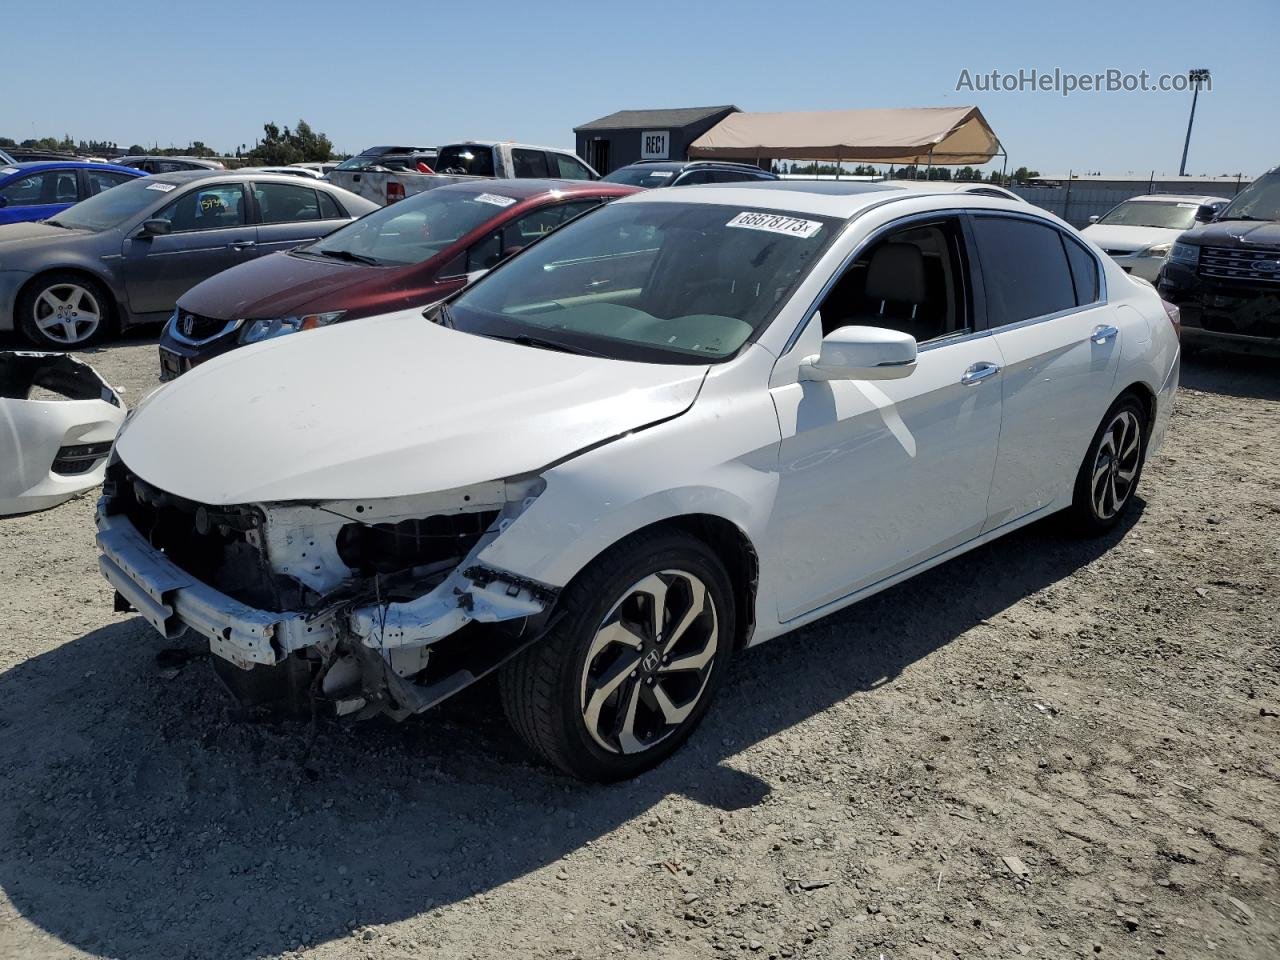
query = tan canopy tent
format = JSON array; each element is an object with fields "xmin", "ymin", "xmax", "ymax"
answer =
[{"xmin": 688, "ymin": 106, "xmax": 1002, "ymax": 166}]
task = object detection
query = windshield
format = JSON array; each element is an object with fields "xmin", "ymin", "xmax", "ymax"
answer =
[
  {"xmin": 1096, "ymin": 200, "xmax": 1201, "ymax": 230},
  {"xmin": 306, "ymin": 188, "xmax": 517, "ymax": 265},
  {"xmin": 48, "ymin": 177, "xmax": 171, "ymax": 231},
  {"xmin": 1218, "ymin": 170, "xmax": 1280, "ymax": 222},
  {"xmin": 602, "ymin": 167, "xmax": 679, "ymax": 188},
  {"xmin": 447, "ymin": 201, "xmax": 839, "ymax": 363},
  {"xmin": 436, "ymin": 145, "xmax": 496, "ymax": 177}
]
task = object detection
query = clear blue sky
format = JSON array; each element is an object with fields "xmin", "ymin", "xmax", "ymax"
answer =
[{"xmin": 4, "ymin": 0, "xmax": 1277, "ymax": 177}]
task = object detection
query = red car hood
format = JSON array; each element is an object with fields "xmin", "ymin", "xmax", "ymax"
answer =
[{"xmin": 176, "ymin": 249, "xmax": 449, "ymax": 320}]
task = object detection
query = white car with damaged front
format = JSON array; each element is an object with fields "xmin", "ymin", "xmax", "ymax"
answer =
[{"xmin": 97, "ymin": 183, "xmax": 1180, "ymax": 781}]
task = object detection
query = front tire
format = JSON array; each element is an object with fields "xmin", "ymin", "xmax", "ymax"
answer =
[
  {"xmin": 18, "ymin": 272, "xmax": 113, "ymax": 349},
  {"xmin": 499, "ymin": 528, "xmax": 735, "ymax": 781},
  {"xmin": 1067, "ymin": 394, "xmax": 1148, "ymax": 535}
]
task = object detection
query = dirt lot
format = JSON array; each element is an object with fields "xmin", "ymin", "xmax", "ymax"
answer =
[{"xmin": 0, "ymin": 337, "xmax": 1277, "ymax": 960}]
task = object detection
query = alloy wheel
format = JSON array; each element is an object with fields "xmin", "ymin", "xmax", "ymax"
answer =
[
  {"xmin": 32, "ymin": 283, "xmax": 103, "ymax": 346},
  {"xmin": 579, "ymin": 569, "xmax": 719, "ymax": 755},
  {"xmin": 1091, "ymin": 409, "xmax": 1142, "ymax": 520}
]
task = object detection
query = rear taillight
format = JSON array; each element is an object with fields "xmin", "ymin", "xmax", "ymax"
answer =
[
  {"xmin": 386, "ymin": 181, "xmax": 405, "ymax": 203},
  {"xmin": 1161, "ymin": 298, "xmax": 1181, "ymax": 336}
]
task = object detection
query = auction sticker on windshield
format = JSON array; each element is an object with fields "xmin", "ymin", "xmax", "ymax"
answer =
[
  {"xmin": 726, "ymin": 212, "xmax": 823, "ymax": 238},
  {"xmin": 145, "ymin": 182, "xmax": 177, "ymax": 192},
  {"xmin": 474, "ymin": 193, "xmax": 516, "ymax": 207},
  {"xmin": 0, "ymin": 167, "xmax": 17, "ymax": 176}
]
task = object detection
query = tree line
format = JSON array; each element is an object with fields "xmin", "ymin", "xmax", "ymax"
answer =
[
  {"xmin": 774, "ymin": 161, "xmax": 1042, "ymax": 185},
  {"xmin": 0, "ymin": 120, "xmax": 339, "ymax": 164}
]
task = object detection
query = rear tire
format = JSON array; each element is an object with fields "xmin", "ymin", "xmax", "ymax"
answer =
[
  {"xmin": 18, "ymin": 271, "xmax": 114, "ymax": 349},
  {"xmin": 1066, "ymin": 394, "xmax": 1148, "ymax": 536},
  {"xmin": 499, "ymin": 528, "xmax": 734, "ymax": 781}
]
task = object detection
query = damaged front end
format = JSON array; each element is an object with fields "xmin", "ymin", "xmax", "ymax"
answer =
[{"xmin": 96, "ymin": 458, "xmax": 557, "ymax": 719}]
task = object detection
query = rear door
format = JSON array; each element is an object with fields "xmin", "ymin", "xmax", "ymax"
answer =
[
  {"xmin": 120, "ymin": 182, "xmax": 257, "ymax": 317},
  {"xmin": 970, "ymin": 213, "xmax": 1122, "ymax": 528},
  {"xmin": 252, "ymin": 180, "xmax": 352, "ymax": 255}
]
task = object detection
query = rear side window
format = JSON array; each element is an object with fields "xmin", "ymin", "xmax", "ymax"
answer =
[
  {"xmin": 512, "ymin": 149, "xmax": 550, "ymax": 178},
  {"xmin": 970, "ymin": 216, "xmax": 1077, "ymax": 326},
  {"xmin": 85, "ymin": 169, "xmax": 135, "ymax": 195},
  {"xmin": 1063, "ymin": 235, "xmax": 1100, "ymax": 305},
  {"xmin": 317, "ymin": 190, "xmax": 344, "ymax": 219},
  {"xmin": 0, "ymin": 169, "xmax": 77, "ymax": 205},
  {"xmin": 254, "ymin": 182, "xmax": 320, "ymax": 224}
]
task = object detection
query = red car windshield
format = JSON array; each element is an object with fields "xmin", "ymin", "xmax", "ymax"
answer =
[{"xmin": 306, "ymin": 188, "xmax": 520, "ymax": 265}]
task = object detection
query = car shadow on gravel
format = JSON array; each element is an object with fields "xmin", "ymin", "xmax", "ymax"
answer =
[
  {"xmin": 1181, "ymin": 350, "xmax": 1280, "ymax": 401},
  {"xmin": 0, "ymin": 507, "xmax": 1141, "ymax": 960}
]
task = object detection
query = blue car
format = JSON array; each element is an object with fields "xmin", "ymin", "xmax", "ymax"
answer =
[{"xmin": 0, "ymin": 161, "xmax": 145, "ymax": 225}]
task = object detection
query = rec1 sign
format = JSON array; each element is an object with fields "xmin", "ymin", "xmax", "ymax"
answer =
[{"xmin": 640, "ymin": 130, "xmax": 670, "ymax": 160}]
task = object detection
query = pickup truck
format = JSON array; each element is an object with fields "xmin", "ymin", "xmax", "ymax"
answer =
[{"xmin": 325, "ymin": 141, "xmax": 598, "ymax": 205}]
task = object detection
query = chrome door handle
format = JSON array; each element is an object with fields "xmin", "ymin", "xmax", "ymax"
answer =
[
  {"xmin": 1091, "ymin": 324, "xmax": 1119, "ymax": 344},
  {"xmin": 961, "ymin": 361, "xmax": 1000, "ymax": 385},
  {"xmin": 228, "ymin": 240, "xmax": 257, "ymax": 250}
]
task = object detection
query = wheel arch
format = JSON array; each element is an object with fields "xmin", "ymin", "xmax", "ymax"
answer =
[
  {"xmin": 16, "ymin": 265, "xmax": 123, "ymax": 330},
  {"xmin": 1116, "ymin": 379, "xmax": 1158, "ymax": 437},
  {"xmin": 551, "ymin": 512, "xmax": 761, "ymax": 652}
]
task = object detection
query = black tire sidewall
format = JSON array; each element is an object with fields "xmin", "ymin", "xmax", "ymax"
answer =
[
  {"xmin": 548, "ymin": 532, "xmax": 736, "ymax": 781},
  {"xmin": 1071, "ymin": 394, "xmax": 1148, "ymax": 534},
  {"xmin": 18, "ymin": 272, "xmax": 113, "ymax": 349}
]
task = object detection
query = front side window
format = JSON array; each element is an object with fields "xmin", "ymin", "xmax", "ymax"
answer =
[
  {"xmin": 0, "ymin": 170, "xmax": 75, "ymax": 206},
  {"xmin": 512, "ymin": 149, "xmax": 550, "ymax": 178},
  {"xmin": 254, "ymin": 182, "xmax": 320, "ymax": 223},
  {"xmin": 1096, "ymin": 200, "xmax": 1201, "ymax": 230},
  {"xmin": 816, "ymin": 218, "xmax": 970, "ymax": 344},
  {"xmin": 155, "ymin": 183, "xmax": 247, "ymax": 232},
  {"xmin": 971, "ymin": 216, "xmax": 1079, "ymax": 326},
  {"xmin": 436, "ymin": 145, "xmax": 496, "ymax": 177},
  {"xmin": 551, "ymin": 153, "xmax": 594, "ymax": 180},
  {"xmin": 447, "ymin": 201, "xmax": 839, "ymax": 363},
  {"xmin": 85, "ymin": 169, "xmax": 135, "ymax": 195},
  {"xmin": 306, "ymin": 187, "xmax": 514, "ymax": 266}
]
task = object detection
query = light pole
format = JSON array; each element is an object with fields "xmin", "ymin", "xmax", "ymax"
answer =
[{"xmin": 1178, "ymin": 68, "xmax": 1210, "ymax": 177}]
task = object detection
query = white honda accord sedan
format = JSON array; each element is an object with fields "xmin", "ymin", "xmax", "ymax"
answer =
[{"xmin": 97, "ymin": 182, "xmax": 1180, "ymax": 780}]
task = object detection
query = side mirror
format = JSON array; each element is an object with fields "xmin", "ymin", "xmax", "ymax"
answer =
[
  {"xmin": 1194, "ymin": 204, "xmax": 1218, "ymax": 223},
  {"xmin": 1087, "ymin": 215, "xmax": 1100, "ymax": 224},
  {"xmin": 139, "ymin": 218, "xmax": 172, "ymax": 237},
  {"xmin": 801, "ymin": 325, "xmax": 917, "ymax": 381}
]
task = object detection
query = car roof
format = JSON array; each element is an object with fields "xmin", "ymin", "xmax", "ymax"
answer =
[
  {"xmin": 2, "ymin": 160, "xmax": 142, "ymax": 175},
  {"xmin": 429, "ymin": 177, "xmax": 639, "ymax": 200},
  {"xmin": 142, "ymin": 170, "xmax": 359, "ymax": 188},
  {"xmin": 1118, "ymin": 194, "xmax": 1225, "ymax": 204},
  {"xmin": 611, "ymin": 180, "xmax": 1041, "ymax": 221}
]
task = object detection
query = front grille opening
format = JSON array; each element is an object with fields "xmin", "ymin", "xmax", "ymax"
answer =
[
  {"xmin": 105, "ymin": 460, "xmax": 314, "ymax": 612},
  {"xmin": 1198, "ymin": 245, "xmax": 1280, "ymax": 284},
  {"xmin": 337, "ymin": 511, "xmax": 499, "ymax": 577},
  {"xmin": 52, "ymin": 441, "xmax": 114, "ymax": 475}
]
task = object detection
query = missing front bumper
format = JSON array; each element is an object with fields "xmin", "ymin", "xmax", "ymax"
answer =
[{"xmin": 96, "ymin": 509, "xmax": 557, "ymax": 713}]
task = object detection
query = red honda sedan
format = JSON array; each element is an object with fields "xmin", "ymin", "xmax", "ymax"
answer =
[{"xmin": 157, "ymin": 178, "xmax": 638, "ymax": 379}]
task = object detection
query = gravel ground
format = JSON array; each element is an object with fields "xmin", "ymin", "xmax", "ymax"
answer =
[{"xmin": 1, "ymin": 337, "xmax": 1277, "ymax": 960}]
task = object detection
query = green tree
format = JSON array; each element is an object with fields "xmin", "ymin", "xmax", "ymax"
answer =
[{"xmin": 244, "ymin": 120, "xmax": 333, "ymax": 165}]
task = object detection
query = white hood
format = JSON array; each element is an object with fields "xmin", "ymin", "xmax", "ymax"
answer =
[
  {"xmin": 118, "ymin": 309, "xmax": 708, "ymax": 504},
  {"xmin": 1081, "ymin": 223, "xmax": 1184, "ymax": 254}
]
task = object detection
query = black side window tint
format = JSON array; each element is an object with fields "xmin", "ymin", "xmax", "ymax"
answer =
[
  {"xmin": 1063, "ymin": 235, "xmax": 1100, "ymax": 305},
  {"xmin": 512, "ymin": 149, "xmax": 550, "ymax": 178},
  {"xmin": 317, "ymin": 191, "xmax": 343, "ymax": 219},
  {"xmin": 970, "ymin": 216, "xmax": 1076, "ymax": 326}
]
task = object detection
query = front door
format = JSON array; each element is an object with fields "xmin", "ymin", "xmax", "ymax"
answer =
[
  {"xmin": 768, "ymin": 216, "xmax": 1004, "ymax": 621},
  {"xmin": 120, "ymin": 182, "xmax": 257, "ymax": 318},
  {"xmin": 969, "ymin": 214, "xmax": 1123, "ymax": 528}
]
